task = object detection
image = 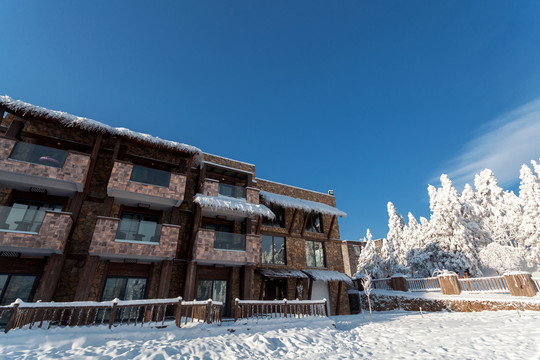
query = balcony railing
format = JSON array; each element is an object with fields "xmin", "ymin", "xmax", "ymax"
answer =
[
  {"xmin": 9, "ymin": 142, "xmax": 68, "ymax": 168},
  {"xmin": 115, "ymin": 222, "xmax": 162, "ymax": 244},
  {"xmin": 214, "ymin": 231, "xmax": 246, "ymax": 251},
  {"xmin": 218, "ymin": 183, "xmax": 246, "ymax": 199},
  {"xmin": 0, "ymin": 208, "xmax": 72, "ymax": 255},
  {"xmin": 0, "ymin": 205, "xmax": 54, "ymax": 234},
  {"xmin": 130, "ymin": 165, "xmax": 171, "ymax": 188}
]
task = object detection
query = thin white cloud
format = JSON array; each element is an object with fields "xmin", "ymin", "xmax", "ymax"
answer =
[{"xmin": 438, "ymin": 98, "xmax": 540, "ymax": 189}]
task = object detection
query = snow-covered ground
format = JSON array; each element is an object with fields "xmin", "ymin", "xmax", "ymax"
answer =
[{"xmin": 1, "ymin": 310, "xmax": 539, "ymax": 359}]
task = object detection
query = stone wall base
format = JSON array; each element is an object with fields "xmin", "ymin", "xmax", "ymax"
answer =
[{"xmin": 359, "ymin": 293, "xmax": 540, "ymax": 312}]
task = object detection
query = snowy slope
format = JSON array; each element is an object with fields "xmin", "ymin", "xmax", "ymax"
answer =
[{"xmin": 1, "ymin": 310, "xmax": 539, "ymax": 359}]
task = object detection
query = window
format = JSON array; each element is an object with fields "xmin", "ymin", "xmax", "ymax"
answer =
[
  {"xmin": 262, "ymin": 203, "xmax": 285, "ymax": 228},
  {"xmin": 353, "ymin": 245, "xmax": 361, "ymax": 258},
  {"xmin": 130, "ymin": 165, "xmax": 171, "ymax": 188},
  {"xmin": 305, "ymin": 240, "xmax": 326, "ymax": 268},
  {"xmin": 218, "ymin": 183, "xmax": 246, "ymax": 199},
  {"xmin": 305, "ymin": 212, "xmax": 323, "ymax": 233},
  {"xmin": 101, "ymin": 277, "xmax": 147, "ymax": 301},
  {"xmin": 0, "ymin": 274, "xmax": 37, "ymax": 325},
  {"xmin": 196, "ymin": 279, "xmax": 227, "ymax": 315},
  {"xmin": 0, "ymin": 199, "xmax": 62, "ymax": 233},
  {"xmin": 262, "ymin": 235, "xmax": 286, "ymax": 265},
  {"xmin": 116, "ymin": 212, "xmax": 160, "ymax": 243},
  {"xmin": 9, "ymin": 142, "xmax": 68, "ymax": 168}
]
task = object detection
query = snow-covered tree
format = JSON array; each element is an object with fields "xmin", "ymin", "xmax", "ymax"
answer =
[
  {"xmin": 355, "ymin": 230, "xmax": 384, "ymax": 279},
  {"xmin": 518, "ymin": 162, "xmax": 540, "ymax": 265},
  {"xmin": 478, "ymin": 242, "xmax": 525, "ymax": 275},
  {"xmin": 386, "ymin": 202, "xmax": 407, "ymax": 265},
  {"xmin": 424, "ymin": 175, "xmax": 482, "ymax": 276}
]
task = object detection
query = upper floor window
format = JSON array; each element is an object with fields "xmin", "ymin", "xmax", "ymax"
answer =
[
  {"xmin": 218, "ymin": 183, "xmax": 246, "ymax": 199},
  {"xmin": 262, "ymin": 235, "xmax": 286, "ymax": 265},
  {"xmin": 9, "ymin": 142, "xmax": 68, "ymax": 168},
  {"xmin": 130, "ymin": 165, "xmax": 171, "ymax": 188},
  {"xmin": 353, "ymin": 245, "xmax": 361, "ymax": 258},
  {"xmin": 306, "ymin": 240, "xmax": 326, "ymax": 268},
  {"xmin": 305, "ymin": 212, "xmax": 323, "ymax": 233},
  {"xmin": 262, "ymin": 203, "xmax": 285, "ymax": 228},
  {"xmin": 116, "ymin": 212, "xmax": 160, "ymax": 243}
]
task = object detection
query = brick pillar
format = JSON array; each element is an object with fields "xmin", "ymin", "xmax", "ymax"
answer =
[
  {"xmin": 438, "ymin": 274, "xmax": 461, "ymax": 295},
  {"xmin": 33, "ymin": 254, "xmax": 64, "ymax": 302},
  {"xmin": 391, "ymin": 276, "xmax": 409, "ymax": 292},
  {"xmin": 242, "ymin": 265, "xmax": 254, "ymax": 300},
  {"xmin": 503, "ymin": 273, "xmax": 538, "ymax": 297},
  {"xmin": 183, "ymin": 261, "xmax": 197, "ymax": 300},
  {"xmin": 157, "ymin": 260, "xmax": 173, "ymax": 299},
  {"xmin": 74, "ymin": 255, "xmax": 100, "ymax": 301}
]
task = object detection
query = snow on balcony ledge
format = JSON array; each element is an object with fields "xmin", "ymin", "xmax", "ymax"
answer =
[
  {"xmin": 194, "ymin": 194, "xmax": 275, "ymax": 219},
  {"xmin": 260, "ymin": 191, "xmax": 347, "ymax": 217}
]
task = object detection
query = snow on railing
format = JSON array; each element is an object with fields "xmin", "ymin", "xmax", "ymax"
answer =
[
  {"xmin": 371, "ymin": 278, "xmax": 392, "ymax": 291},
  {"xmin": 458, "ymin": 276, "xmax": 510, "ymax": 294},
  {"xmin": 1, "ymin": 297, "xmax": 223, "ymax": 333},
  {"xmin": 407, "ymin": 277, "xmax": 441, "ymax": 292},
  {"xmin": 234, "ymin": 298, "xmax": 328, "ymax": 320}
]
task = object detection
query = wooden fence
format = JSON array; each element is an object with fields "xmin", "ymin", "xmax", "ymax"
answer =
[
  {"xmin": 458, "ymin": 276, "xmax": 509, "ymax": 293},
  {"xmin": 234, "ymin": 299, "xmax": 328, "ymax": 321},
  {"xmin": 407, "ymin": 277, "xmax": 441, "ymax": 292},
  {"xmin": 1, "ymin": 297, "xmax": 222, "ymax": 333},
  {"xmin": 372, "ymin": 278, "xmax": 392, "ymax": 290}
]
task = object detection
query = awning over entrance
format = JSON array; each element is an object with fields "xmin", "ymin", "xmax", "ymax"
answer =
[
  {"xmin": 257, "ymin": 268, "xmax": 308, "ymax": 279},
  {"xmin": 302, "ymin": 269, "xmax": 353, "ymax": 286}
]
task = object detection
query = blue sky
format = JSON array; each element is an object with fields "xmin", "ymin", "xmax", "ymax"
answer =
[{"xmin": 2, "ymin": 1, "xmax": 540, "ymax": 240}]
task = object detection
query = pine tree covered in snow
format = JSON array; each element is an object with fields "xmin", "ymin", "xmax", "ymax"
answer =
[
  {"xmin": 355, "ymin": 230, "xmax": 385, "ymax": 279},
  {"xmin": 518, "ymin": 162, "xmax": 540, "ymax": 265},
  {"xmin": 386, "ymin": 202, "xmax": 407, "ymax": 265},
  {"xmin": 478, "ymin": 242, "xmax": 524, "ymax": 275}
]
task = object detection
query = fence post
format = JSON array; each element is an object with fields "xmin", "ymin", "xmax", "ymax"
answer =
[
  {"xmin": 503, "ymin": 272, "xmax": 538, "ymax": 297},
  {"xmin": 391, "ymin": 276, "xmax": 409, "ymax": 292},
  {"xmin": 175, "ymin": 297, "xmax": 183, "ymax": 328},
  {"xmin": 234, "ymin": 298, "xmax": 239, "ymax": 322},
  {"xmin": 206, "ymin": 299, "xmax": 212, "ymax": 324},
  {"xmin": 283, "ymin": 299, "xmax": 288, "ymax": 318},
  {"xmin": 109, "ymin": 300, "xmax": 118, "ymax": 329},
  {"xmin": 4, "ymin": 302, "xmax": 20, "ymax": 333},
  {"xmin": 324, "ymin": 298, "xmax": 328, "ymax": 317},
  {"xmin": 438, "ymin": 274, "xmax": 461, "ymax": 295}
]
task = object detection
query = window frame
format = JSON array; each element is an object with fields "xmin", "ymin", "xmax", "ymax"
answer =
[
  {"xmin": 305, "ymin": 240, "xmax": 326, "ymax": 268},
  {"xmin": 305, "ymin": 212, "xmax": 324, "ymax": 233},
  {"xmin": 261, "ymin": 235, "xmax": 287, "ymax": 265},
  {"xmin": 262, "ymin": 203, "xmax": 286, "ymax": 228}
]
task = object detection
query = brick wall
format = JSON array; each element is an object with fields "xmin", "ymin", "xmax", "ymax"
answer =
[
  {"xmin": 88, "ymin": 217, "xmax": 179, "ymax": 260},
  {"xmin": 107, "ymin": 161, "xmax": 187, "ymax": 202},
  {"xmin": 0, "ymin": 211, "xmax": 72, "ymax": 254},
  {"xmin": 246, "ymin": 187, "xmax": 259, "ymax": 204},
  {"xmin": 201, "ymin": 179, "xmax": 218, "ymax": 196},
  {"xmin": 0, "ymin": 137, "xmax": 91, "ymax": 190},
  {"xmin": 192, "ymin": 229, "xmax": 260, "ymax": 265}
]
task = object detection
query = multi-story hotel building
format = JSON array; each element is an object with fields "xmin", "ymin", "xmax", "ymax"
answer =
[{"xmin": 0, "ymin": 95, "xmax": 350, "ymax": 316}]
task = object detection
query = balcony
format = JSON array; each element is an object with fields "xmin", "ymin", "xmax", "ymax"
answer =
[
  {"xmin": 0, "ymin": 205, "xmax": 73, "ymax": 255},
  {"xmin": 192, "ymin": 228, "xmax": 260, "ymax": 265},
  {"xmin": 0, "ymin": 138, "xmax": 91, "ymax": 195},
  {"xmin": 107, "ymin": 161, "xmax": 187, "ymax": 209},
  {"xmin": 88, "ymin": 216, "xmax": 180, "ymax": 261}
]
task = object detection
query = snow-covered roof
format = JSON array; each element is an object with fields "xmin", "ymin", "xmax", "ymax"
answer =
[
  {"xmin": 257, "ymin": 268, "xmax": 309, "ymax": 279},
  {"xmin": 0, "ymin": 95, "xmax": 203, "ymax": 159},
  {"xmin": 259, "ymin": 191, "xmax": 347, "ymax": 217},
  {"xmin": 302, "ymin": 269, "xmax": 353, "ymax": 285},
  {"xmin": 193, "ymin": 194, "xmax": 275, "ymax": 219}
]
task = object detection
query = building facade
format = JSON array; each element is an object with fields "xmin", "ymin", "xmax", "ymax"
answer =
[{"xmin": 0, "ymin": 96, "xmax": 350, "ymax": 316}]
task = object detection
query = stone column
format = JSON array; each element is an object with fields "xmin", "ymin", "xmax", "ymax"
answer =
[
  {"xmin": 73, "ymin": 255, "xmax": 100, "ymax": 301},
  {"xmin": 391, "ymin": 276, "xmax": 409, "ymax": 292},
  {"xmin": 438, "ymin": 274, "xmax": 461, "ymax": 295},
  {"xmin": 33, "ymin": 254, "xmax": 64, "ymax": 302},
  {"xmin": 503, "ymin": 272, "xmax": 538, "ymax": 297},
  {"xmin": 183, "ymin": 261, "xmax": 197, "ymax": 300}
]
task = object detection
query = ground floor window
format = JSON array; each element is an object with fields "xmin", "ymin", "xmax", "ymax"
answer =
[
  {"xmin": 196, "ymin": 279, "xmax": 227, "ymax": 315},
  {"xmin": 0, "ymin": 274, "xmax": 37, "ymax": 325},
  {"xmin": 101, "ymin": 277, "xmax": 147, "ymax": 301}
]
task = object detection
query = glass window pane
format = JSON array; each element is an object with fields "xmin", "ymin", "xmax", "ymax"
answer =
[
  {"xmin": 196, "ymin": 280, "xmax": 213, "ymax": 300},
  {"xmin": 9, "ymin": 142, "xmax": 67, "ymax": 168},
  {"xmin": 262, "ymin": 235, "xmax": 273, "ymax": 264},
  {"xmin": 274, "ymin": 237, "xmax": 286, "ymax": 265},
  {"xmin": 125, "ymin": 278, "xmax": 147, "ymax": 300},
  {"xmin": 305, "ymin": 241, "xmax": 315, "ymax": 267},
  {"xmin": 130, "ymin": 165, "xmax": 171, "ymax": 188},
  {"xmin": 1, "ymin": 275, "xmax": 36, "ymax": 305},
  {"xmin": 212, "ymin": 280, "xmax": 227, "ymax": 304},
  {"xmin": 314, "ymin": 242, "xmax": 325, "ymax": 267},
  {"xmin": 102, "ymin": 278, "xmax": 128, "ymax": 301}
]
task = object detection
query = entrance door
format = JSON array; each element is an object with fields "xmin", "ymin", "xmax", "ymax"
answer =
[
  {"xmin": 265, "ymin": 279, "xmax": 287, "ymax": 300},
  {"xmin": 311, "ymin": 280, "xmax": 331, "ymax": 315},
  {"xmin": 196, "ymin": 279, "xmax": 227, "ymax": 314}
]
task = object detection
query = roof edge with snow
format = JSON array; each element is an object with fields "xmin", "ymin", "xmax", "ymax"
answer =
[
  {"xmin": 0, "ymin": 95, "xmax": 203, "ymax": 161},
  {"xmin": 260, "ymin": 191, "xmax": 347, "ymax": 217},
  {"xmin": 193, "ymin": 194, "xmax": 275, "ymax": 219},
  {"xmin": 302, "ymin": 269, "xmax": 352, "ymax": 285}
]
